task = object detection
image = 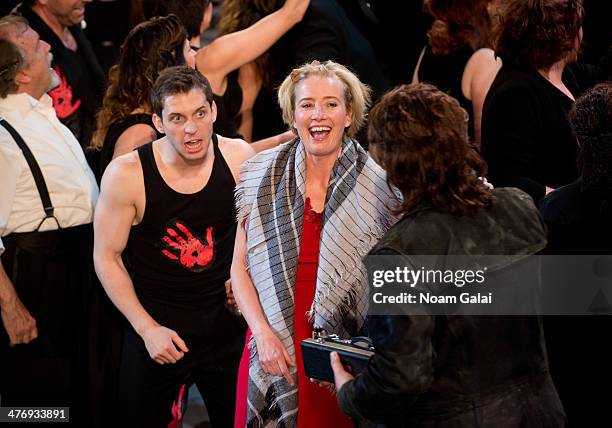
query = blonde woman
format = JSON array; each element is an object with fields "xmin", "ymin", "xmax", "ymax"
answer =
[{"xmin": 231, "ymin": 60, "xmax": 398, "ymax": 427}]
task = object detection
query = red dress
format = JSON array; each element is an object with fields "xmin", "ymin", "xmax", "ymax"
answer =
[{"xmin": 234, "ymin": 198, "xmax": 353, "ymax": 428}]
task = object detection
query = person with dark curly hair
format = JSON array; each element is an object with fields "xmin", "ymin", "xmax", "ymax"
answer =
[
  {"xmin": 330, "ymin": 83, "xmax": 565, "ymax": 427},
  {"xmin": 481, "ymin": 0, "xmax": 585, "ymax": 203},
  {"xmin": 539, "ymin": 83, "xmax": 612, "ymax": 426},
  {"xmin": 413, "ymin": 0, "xmax": 502, "ymax": 146},
  {"xmin": 91, "ymin": 14, "xmax": 193, "ymax": 181},
  {"xmin": 541, "ymin": 82, "xmax": 612, "ymax": 253}
]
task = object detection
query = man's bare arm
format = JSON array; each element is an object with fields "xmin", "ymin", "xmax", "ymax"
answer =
[
  {"xmin": 93, "ymin": 154, "xmax": 188, "ymax": 364},
  {"xmin": 0, "ymin": 146, "xmax": 36, "ymax": 345},
  {"xmin": 0, "ymin": 261, "xmax": 37, "ymax": 346}
]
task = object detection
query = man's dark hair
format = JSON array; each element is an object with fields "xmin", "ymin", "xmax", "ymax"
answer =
[
  {"xmin": 569, "ymin": 83, "xmax": 612, "ymax": 186},
  {"xmin": 0, "ymin": 16, "xmax": 28, "ymax": 99},
  {"xmin": 151, "ymin": 66, "xmax": 213, "ymax": 117}
]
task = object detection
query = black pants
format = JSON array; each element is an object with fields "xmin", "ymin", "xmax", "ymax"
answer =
[
  {"xmin": 0, "ymin": 225, "xmax": 92, "ymax": 423},
  {"xmin": 118, "ymin": 301, "xmax": 246, "ymax": 428}
]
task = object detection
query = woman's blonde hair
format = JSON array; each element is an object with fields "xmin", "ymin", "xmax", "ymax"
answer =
[{"xmin": 277, "ymin": 60, "xmax": 371, "ymax": 139}]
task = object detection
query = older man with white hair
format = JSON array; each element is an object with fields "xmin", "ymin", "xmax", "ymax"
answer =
[{"xmin": 0, "ymin": 14, "xmax": 98, "ymax": 417}]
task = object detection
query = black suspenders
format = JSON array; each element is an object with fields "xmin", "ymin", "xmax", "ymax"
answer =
[{"xmin": 0, "ymin": 118, "xmax": 58, "ymax": 230}]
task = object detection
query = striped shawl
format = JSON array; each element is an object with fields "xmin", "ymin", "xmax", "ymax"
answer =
[{"xmin": 235, "ymin": 137, "xmax": 398, "ymax": 427}]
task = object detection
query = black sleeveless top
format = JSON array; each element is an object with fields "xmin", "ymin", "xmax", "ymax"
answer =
[
  {"xmin": 127, "ymin": 134, "xmax": 237, "ymax": 310},
  {"xmin": 212, "ymin": 70, "xmax": 243, "ymax": 139},
  {"xmin": 98, "ymin": 113, "xmax": 162, "ymax": 181},
  {"xmin": 418, "ymin": 45, "xmax": 475, "ymax": 136}
]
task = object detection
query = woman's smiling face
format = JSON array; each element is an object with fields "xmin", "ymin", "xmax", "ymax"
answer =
[{"xmin": 293, "ymin": 75, "xmax": 353, "ymax": 159}]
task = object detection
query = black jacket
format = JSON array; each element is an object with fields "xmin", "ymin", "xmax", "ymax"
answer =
[
  {"xmin": 337, "ymin": 188, "xmax": 566, "ymax": 427},
  {"xmin": 540, "ymin": 177, "xmax": 612, "ymax": 254},
  {"xmin": 539, "ymin": 178, "xmax": 612, "ymax": 426}
]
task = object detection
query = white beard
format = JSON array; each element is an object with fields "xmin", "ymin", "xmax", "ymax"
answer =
[{"xmin": 47, "ymin": 68, "xmax": 60, "ymax": 92}]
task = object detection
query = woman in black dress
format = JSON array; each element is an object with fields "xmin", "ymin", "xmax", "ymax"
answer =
[
  {"xmin": 413, "ymin": 0, "xmax": 502, "ymax": 146},
  {"xmin": 481, "ymin": 0, "xmax": 584, "ymax": 202}
]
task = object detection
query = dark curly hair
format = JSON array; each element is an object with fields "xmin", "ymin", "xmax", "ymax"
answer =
[
  {"xmin": 424, "ymin": 0, "xmax": 495, "ymax": 56},
  {"xmin": 92, "ymin": 15, "xmax": 188, "ymax": 149},
  {"xmin": 368, "ymin": 83, "xmax": 493, "ymax": 215},
  {"xmin": 494, "ymin": 0, "xmax": 583, "ymax": 70},
  {"xmin": 569, "ymin": 82, "xmax": 612, "ymax": 187},
  {"xmin": 218, "ymin": 0, "xmax": 280, "ymax": 88}
]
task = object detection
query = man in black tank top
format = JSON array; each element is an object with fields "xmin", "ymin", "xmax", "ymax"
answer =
[{"xmin": 93, "ymin": 67, "xmax": 255, "ymax": 428}]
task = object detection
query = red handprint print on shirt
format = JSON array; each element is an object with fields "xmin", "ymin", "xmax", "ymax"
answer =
[
  {"xmin": 48, "ymin": 67, "xmax": 81, "ymax": 119},
  {"xmin": 161, "ymin": 221, "xmax": 215, "ymax": 272}
]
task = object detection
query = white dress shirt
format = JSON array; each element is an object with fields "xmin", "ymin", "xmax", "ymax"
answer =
[{"xmin": 0, "ymin": 93, "xmax": 99, "ymax": 254}]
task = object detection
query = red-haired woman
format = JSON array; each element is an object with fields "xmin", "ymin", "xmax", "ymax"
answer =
[
  {"xmin": 481, "ymin": 0, "xmax": 584, "ymax": 202},
  {"xmin": 413, "ymin": 0, "xmax": 502, "ymax": 146}
]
